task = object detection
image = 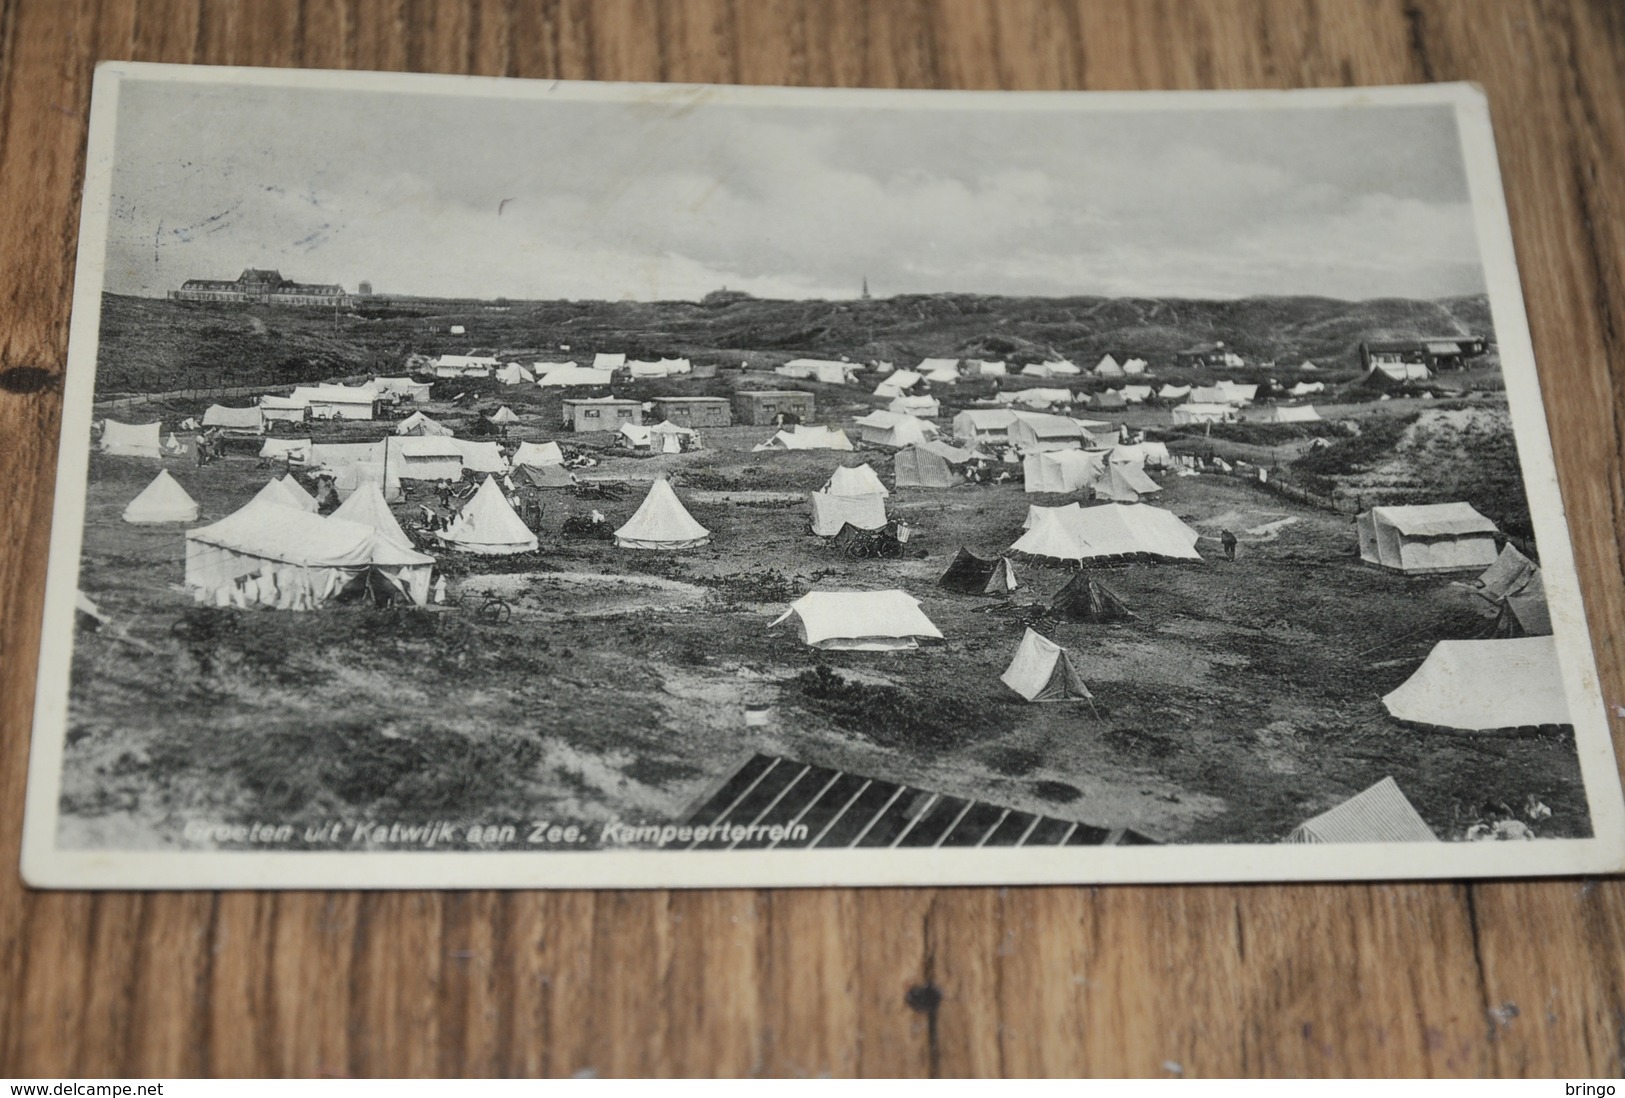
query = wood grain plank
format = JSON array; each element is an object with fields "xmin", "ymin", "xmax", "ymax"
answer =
[{"xmin": 1, "ymin": 0, "xmax": 1624, "ymax": 1079}]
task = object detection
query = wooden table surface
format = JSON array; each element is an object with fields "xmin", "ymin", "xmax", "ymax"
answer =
[{"xmin": 3, "ymin": 0, "xmax": 1624, "ymax": 1078}]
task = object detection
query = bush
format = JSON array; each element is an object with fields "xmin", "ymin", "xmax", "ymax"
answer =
[{"xmin": 794, "ymin": 665, "xmax": 1013, "ymax": 750}]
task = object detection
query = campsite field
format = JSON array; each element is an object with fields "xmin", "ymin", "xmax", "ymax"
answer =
[{"xmin": 59, "ymin": 368, "xmax": 1589, "ymax": 850}]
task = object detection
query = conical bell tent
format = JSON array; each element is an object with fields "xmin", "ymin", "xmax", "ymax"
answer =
[
  {"xmin": 442, "ymin": 476, "xmax": 539, "ymax": 555},
  {"xmin": 122, "ymin": 469, "xmax": 200, "ymax": 524},
  {"xmin": 614, "ymin": 478, "xmax": 711, "ymax": 549}
]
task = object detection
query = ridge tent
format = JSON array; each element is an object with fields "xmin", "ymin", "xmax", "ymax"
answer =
[
  {"xmin": 808, "ymin": 490, "xmax": 888, "ymax": 537},
  {"xmin": 1039, "ymin": 360, "xmax": 1082, "ymax": 377},
  {"xmin": 938, "ymin": 549, "xmax": 1019, "ymax": 596},
  {"xmin": 100, "ymin": 419, "xmax": 162, "ymax": 458},
  {"xmin": 629, "ymin": 360, "xmax": 674, "ymax": 379},
  {"xmin": 1171, "ymin": 403, "xmax": 1234, "ymax": 425},
  {"xmin": 1289, "ymin": 381, "xmax": 1326, "ymax": 397},
  {"xmin": 1011, "ymin": 503, "xmax": 1202, "ymax": 564},
  {"xmin": 771, "ymin": 591, "xmax": 943, "ymax": 650},
  {"xmin": 185, "ymin": 497, "xmax": 434, "ymax": 608},
  {"xmin": 1300, "ymin": 361, "xmax": 1319, "ymax": 371},
  {"xmin": 451, "ymin": 438, "xmax": 510, "ymax": 474},
  {"xmin": 1048, "ymin": 571, "xmax": 1134, "ymax": 622},
  {"xmin": 888, "ymin": 394, "xmax": 940, "ymax": 418},
  {"xmin": 1256, "ymin": 404, "xmax": 1321, "ymax": 424},
  {"xmin": 752, "ymin": 426, "xmax": 854, "ymax": 452},
  {"xmin": 1009, "ymin": 411, "xmax": 1088, "ymax": 452},
  {"xmin": 614, "ymin": 478, "xmax": 711, "ymax": 549},
  {"xmin": 894, "ymin": 446, "xmax": 957, "ymax": 488},
  {"xmin": 289, "ymin": 385, "xmax": 377, "ymax": 420},
  {"xmin": 1286, "ymin": 777, "xmax": 1438, "ymax": 843},
  {"xmin": 618, "ymin": 422, "xmax": 654, "ymax": 448},
  {"xmin": 1121, "ymin": 385, "xmax": 1154, "ymax": 404},
  {"xmin": 518, "ymin": 463, "xmax": 575, "ymax": 489},
  {"xmin": 396, "ymin": 411, "xmax": 453, "ymax": 436},
  {"xmin": 259, "ymin": 437, "xmax": 312, "ymax": 464},
  {"xmin": 392, "ymin": 436, "xmax": 464, "ymax": 481},
  {"xmin": 249, "ymin": 476, "xmax": 318, "ymax": 514},
  {"xmin": 431, "ymin": 354, "xmax": 498, "ymax": 377},
  {"xmin": 1093, "ymin": 462, "xmax": 1162, "ymax": 504},
  {"xmin": 537, "ymin": 365, "xmax": 615, "ymax": 387},
  {"xmin": 203, "ymin": 404, "xmax": 265, "ymax": 434},
  {"xmin": 442, "ymin": 477, "xmax": 538, "ymax": 555},
  {"xmin": 330, "ymin": 481, "xmax": 415, "ymax": 552},
  {"xmin": 1478, "ymin": 544, "xmax": 1538, "ymax": 600},
  {"xmin": 1092, "ymin": 390, "xmax": 1127, "ymax": 410},
  {"xmin": 1123, "ymin": 358, "xmax": 1149, "ymax": 375},
  {"xmin": 1093, "ymin": 355, "xmax": 1124, "ymax": 378},
  {"xmin": 1022, "ymin": 502, "xmax": 1080, "ymax": 530},
  {"xmin": 779, "ymin": 359, "xmax": 858, "ymax": 385},
  {"xmin": 371, "ymin": 377, "xmax": 432, "ymax": 403},
  {"xmin": 1357, "ymin": 503, "xmax": 1499, "ymax": 574},
  {"xmin": 593, "ymin": 352, "xmax": 627, "ymax": 371},
  {"xmin": 279, "ymin": 475, "xmax": 318, "ymax": 512},
  {"xmin": 1110, "ymin": 441, "xmax": 1172, "ymax": 469},
  {"xmin": 854, "ymin": 410, "xmax": 939, "ymax": 448},
  {"xmin": 874, "ymin": 369, "xmax": 922, "ymax": 398},
  {"xmin": 1382, "ymin": 636, "xmax": 1571, "ymax": 732},
  {"xmin": 649, "ymin": 421, "xmax": 700, "ymax": 451},
  {"xmin": 513, "ymin": 441, "xmax": 565, "ymax": 468},
  {"xmin": 1007, "ymin": 388, "xmax": 1073, "ymax": 411},
  {"xmin": 1001, "ymin": 628, "xmax": 1093, "ymax": 702},
  {"xmin": 1024, "ymin": 449, "xmax": 1105, "ymax": 494},
  {"xmin": 258, "ymin": 395, "xmax": 310, "ymax": 425},
  {"xmin": 1157, "ymin": 384, "xmax": 1192, "ymax": 401},
  {"xmin": 918, "ymin": 357, "xmax": 959, "ymax": 375},
  {"xmin": 952, "ymin": 408, "xmax": 1019, "ymax": 445},
  {"xmin": 122, "ymin": 469, "xmax": 200, "ymax": 524},
  {"xmin": 824, "ymin": 463, "xmax": 890, "ymax": 498},
  {"xmin": 1490, "ymin": 569, "xmax": 1551, "ymax": 637},
  {"xmin": 968, "ymin": 359, "xmax": 1008, "ymax": 377},
  {"xmin": 658, "ymin": 357, "xmax": 693, "ymax": 375},
  {"xmin": 494, "ymin": 363, "xmax": 535, "ymax": 385}
]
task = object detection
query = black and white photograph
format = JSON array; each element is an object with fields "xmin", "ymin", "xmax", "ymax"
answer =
[{"xmin": 22, "ymin": 64, "xmax": 1625, "ymax": 888}]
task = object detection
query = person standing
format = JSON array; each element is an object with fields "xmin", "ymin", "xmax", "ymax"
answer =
[{"xmin": 1221, "ymin": 529, "xmax": 1238, "ymax": 561}]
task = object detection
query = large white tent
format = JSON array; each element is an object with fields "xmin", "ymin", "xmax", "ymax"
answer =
[
  {"xmin": 854, "ymin": 410, "xmax": 940, "ymax": 449},
  {"xmin": 185, "ymin": 496, "xmax": 433, "ymax": 608},
  {"xmin": 330, "ymin": 481, "xmax": 415, "ymax": 552},
  {"xmin": 1357, "ymin": 503, "xmax": 1499, "ymax": 574},
  {"xmin": 537, "ymin": 365, "xmax": 615, "ymax": 387},
  {"xmin": 1008, "ymin": 411, "xmax": 1090, "ymax": 452},
  {"xmin": 874, "ymin": 369, "xmax": 922, "ymax": 399},
  {"xmin": 888, "ymin": 394, "xmax": 940, "ymax": 418},
  {"xmin": 1001, "ymin": 628, "xmax": 1093, "ymax": 702},
  {"xmin": 807, "ymin": 491, "xmax": 888, "ymax": 537},
  {"xmin": 202, "ymin": 404, "xmax": 265, "ymax": 433},
  {"xmin": 392, "ymin": 436, "xmax": 464, "ymax": 481},
  {"xmin": 1023, "ymin": 450, "xmax": 1106, "ymax": 494},
  {"xmin": 122, "ymin": 469, "xmax": 199, "ymax": 524},
  {"xmin": 952, "ymin": 408, "xmax": 1019, "ymax": 445},
  {"xmin": 1382, "ymin": 637, "xmax": 1571, "ymax": 732},
  {"xmin": 1092, "ymin": 462, "xmax": 1162, "ymax": 503},
  {"xmin": 451, "ymin": 439, "xmax": 510, "ymax": 474},
  {"xmin": 779, "ymin": 359, "xmax": 858, "ymax": 385},
  {"xmin": 100, "ymin": 419, "xmax": 162, "ymax": 458},
  {"xmin": 396, "ymin": 411, "xmax": 453, "ymax": 437},
  {"xmin": 442, "ymin": 477, "xmax": 538, "ymax": 555},
  {"xmin": 259, "ymin": 437, "xmax": 312, "ymax": 464},
  {"xmin": 593, "ymin": 352, "xmax": 627, "ymax": 371},
  {"xmin": 614, "ymin": 478, "xmax": 711, "ymax": 549},
  {"xmin": 1286, "ymin": 777, "xmax": 1438, "ymax": 843},
  {"xmin": 771, "ymin": 591, "xmax": 943, "ymax": 650},
  {"xmin": 1255, "ymin": 404, "xmax": 1322, "ymax": 424},
  {"xmin": 512, "ymin": 441, "xmax": 565, "ymax": 468},
  {"xmin": 1171, "ymin": 403, "xmax": 1235, "ymax": 425},
  {"xmin": 752, "ymin": 426, "xmax": 854, "ymax": 452},
  {"xmin": 1011, "ymin": 503, "xmax": 1202, "ymax": 563}
]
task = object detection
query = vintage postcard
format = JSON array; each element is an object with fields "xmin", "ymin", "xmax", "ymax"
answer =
[{"xmin": 20, "ymin": 63, "xmax": 1625, "ymax": 888}]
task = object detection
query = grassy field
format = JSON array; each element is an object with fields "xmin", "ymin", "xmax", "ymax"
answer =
[{"xmin": 59, "ymin": 359, "xmax": 1587, "ymax": 851}]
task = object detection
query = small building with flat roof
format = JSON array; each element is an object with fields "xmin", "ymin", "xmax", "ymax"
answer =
[
  {"xmin": 732, "ymin": 389, "xmax": 815, "ymax": 426},
  {"xmin": 650, "ymin": 396, "xmax": 732, "ymax": 428},
  {"xmin": 562, "ymin": 397, "xmax": 642, "ymax": 432}
]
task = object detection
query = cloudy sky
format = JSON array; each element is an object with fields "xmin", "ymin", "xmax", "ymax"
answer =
[{"xmin": 101, "ymin": 77, "xmax": 1487, "ymax": 302}]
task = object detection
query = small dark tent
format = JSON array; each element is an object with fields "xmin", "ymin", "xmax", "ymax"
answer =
[
  {"xmin": 1048, "ymin": 571, "xmax": 1134, "ymax": 622},
  {"xmin": 1490, "ymin": 570, "xmax": 1552, "ymax": 637},
  {"xmin": 938, "ymin": 548, "xmax": 1020, "ymax": 595},
  {"xmin": 1093, "ymin": 389, "xmax": 1127, "ymax": 410},
  {"xmin": 518, "ymin": 463, "xmax": 575, "ymax": 489},
  {"xmin": 894, "ymin": 446, "xmax": 956, "ymax": 489},
  {"xmin": 334, "ymin": 566, "xmax": 413, "ymax": 607}
]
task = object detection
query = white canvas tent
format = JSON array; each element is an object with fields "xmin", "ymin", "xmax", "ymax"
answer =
[
  {"xmin": 1286, "ymin": 777, "xmax": 1438, "ymax": 843},
  {"xmin": 1357, "ymin": 503, "xmax": 1499, "ymax": 574},
  {"xmin": 249, "ymin": 476, "xmax": 319, "ymax": 514},
  {"xmin": 1093, "ymin": 354, "xmax": 1124, "ymax": 378},
  {"xmin": 888, "ymin": 394, "xmax": 940, "ymax": 418},
  {"xmin": 1121, "ymin": 385, "xmax": 1154, "ymax": 404},
  {"xmin": 202, "ymin": 404, "xmax": 265, "ymax": 433},
  {"xmin": 779, "ymin": 359, "xmax": 858, "ymax": 385},
  {"xmin": 771, "ymin": 590, "xmax": 943, "ymax": 650},
  {"xmin": 593, "ymin": 352, "xmax": 627, "ymax": 371},
  {"xmin": 391, "ymin": 436, "xmax": 464, "ymax": 481},
  {"xmin": 1001, "ymin": 628, "xmax": 1093, "ymax": 702},
  {"xmin": 512, "ymin": 441, "xmax": 565, "ymax": 468},
  {"xmin": 1005, "ymin": 388, "xmax": 1073, "ymax": 410},
  {"xmin": 1171, "ymin": 403, "xmax": 1235, "ymax": 425},
  {"xmin": 968, "ymin": 359, "xmax": 1008, "ymax": 377},
  {"xmin": 371, "ymin": 377, "xmax": 433, "ymax": 403},
  {"xmin": 185, "ymin": 496, "xmax": 434, "ymax": 608},
  {"xmin": 1023, "ymin": 449, "xmax": 1105, "ymax": 494},
  {"xmin": 1255, "ymin": 404, "xmax": 1322, "ymax": 424},
  {"xmin": 807, "ymin": 491, "xmax": 888, "ymax": 536},
  {"xmin": 1122, "ymin": 358, "xmax": 1149, "ymax": 375},
  {"xmin": 824, "ymin": 463, "xmax": 890, "ymax": 498},
  {"xmin": 289, "ymin": 385, "xmax": 377, "ymax": 420},
  {"xmin": 163, "ymin": 431, "xmax": 187, "ymax": 455},
  {"xmin": 330, "ymin": 481, "xmax": 415, "ymax": 552},
  {"xmin": 260, "ymin": 437, "xmax": 312, "ymax": 464},
  {"xmin": 488, "ymin": 406, "xmax": 521, "ymax": 425},
  {"xmin": 1158, "ymin": 384, "xmax": 1192, "ymax": 401},
  {"xmin": 854, "ymin": 410, "xmax": 940, "ymax": 449},
  {"xmin": 537, "ymin": 365, "xmax": 615, "ymax": 387},
  {"xmin": 396, "ymin": 411, "xmax": 453, "ymax": 437},
  {"xmin": 495, "ymin": 363, "xmax": 535, "ymax": 385},
  {"xmin": 1009, "ymin": 411, "xmax": 1088, "ymax": 452},
  {"xmin": 893, "ymin": 446, "xmax": 957, "ymax": 488},
  {"xmin": 1011, "ymin": 503, "xmax": 1202, "ymax": 564},
  {"xmin": 442, "ymin": 477, "xmax": 538, "ymax": 555},
  {"xmin": 919, "ymin": 358, "xmax": 961, "ymax": 384},
  {"xmin": 614, "ymin": 478, "xmax": 712, "ymax": 549},
  {"xmin": 100, "ymin": 419, "xmax": 162, "ymax": 458},
  {"xmin": 258, "ymin": 395, "xmax": 310, "ymax": 425},
  {"xmin": 752, "ymin": 427, "xmax": 854, "ymax": 452},
  {"xmin": 1382, "ymin": 637, "xmax": 1571, "ymax": 732},
  {"xmin": 874, "ymin": 369, "xmax": 922, "ymax": 399},
  {"xmin": 122, "ymin": 469, "xmax": 199, "ymax": 524},
  {"xmin": 1093, "ymin": 462, "xmax": 1162, "ymax": 503},
  {"xmin": 952, "ymin": 408, "xmax": 1018, "ymax": 444},
  {"xmin": 451, "ymin": 439, "xmax": 510, "ymax": 474}
]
